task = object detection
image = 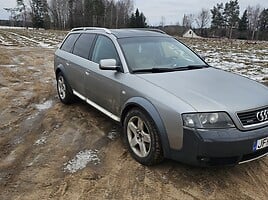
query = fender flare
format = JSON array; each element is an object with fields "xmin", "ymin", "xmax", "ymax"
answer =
[
  {"xmin": 121, "ymin": 97, "xmax": 170, "ymax": 157},
  {"xmin": 55, "ymin": 64, "xmax": 67, "ymax": 78}
]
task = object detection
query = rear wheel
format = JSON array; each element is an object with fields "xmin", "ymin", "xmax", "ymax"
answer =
[
  {"xmin": 56, "ymin": 72, "xmax": 75, "ymax": 104},
  {"xmin": 124, "ymin": 108, "xmax": 163, "ymax": 165}
]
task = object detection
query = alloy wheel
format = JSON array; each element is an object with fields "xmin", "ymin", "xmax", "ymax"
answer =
[{"xmin": 127, "ymin": 116, "xmax": 152, "ymax": 158}]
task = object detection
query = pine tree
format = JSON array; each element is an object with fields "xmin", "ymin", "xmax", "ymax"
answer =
[
  {"xmin": 238, "ymin": 10, "xmax": 249, "ymax": 31},
  {"xmin": 30, "ymin": 0, "xmax": 50, "ymax": 29},
  {"xmin": 211, "ymin": 3, "xmax": 225, "ymax": 29},
  {"xmin": 259, "ymin": 9, "xmax": 268, "ymax": 31},
  {"xmin": 68, "ymin": 0, "xmax": 74, "ymax": 28},
  {"xmin": 223, "ymin": 0, "xmax": 240, "ymax": 38},
  {"xmin": 129, "ymin": 9, "xmax": 147, "ymax": 28}
]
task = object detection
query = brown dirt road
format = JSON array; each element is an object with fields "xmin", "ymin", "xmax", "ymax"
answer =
[{"xmin": 0, "ymin": 31, "xmax": 267, "ymax": 200}]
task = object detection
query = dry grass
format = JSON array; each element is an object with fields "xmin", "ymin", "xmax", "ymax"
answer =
[{"xmin": 0, "ymin": 48, "xmax": 11, "ymax": 65}]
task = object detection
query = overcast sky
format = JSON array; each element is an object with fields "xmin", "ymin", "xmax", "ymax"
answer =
[{"xmin": 0, "ymin": 0, "xmax": 267, "ymax": 26}]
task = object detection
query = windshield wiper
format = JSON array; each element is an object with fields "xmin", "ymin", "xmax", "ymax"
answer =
[
  {"xmin": 132, "ymin": 68, "xmax": 175, "ymax": 73},
  {"xmin": 172, "ymin": 65, "xmax": 209, "ymax": 71},
  {"xmin": 132, "ymin": 65, "xmax": 209, "ymax": 73}
]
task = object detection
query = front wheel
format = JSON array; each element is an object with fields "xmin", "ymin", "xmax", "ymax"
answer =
[{"xmin": 124, "ymin": 108, "xmax": 164, "ymax": 165}]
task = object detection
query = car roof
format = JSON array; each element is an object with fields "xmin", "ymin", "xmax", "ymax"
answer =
[
  {"xmin": 70, "ymin": 27, "xmax": 169, "ymax": 39},
  {"xmin": 110, "ymin": 29, "xmax": 168, "ymax": 38}
]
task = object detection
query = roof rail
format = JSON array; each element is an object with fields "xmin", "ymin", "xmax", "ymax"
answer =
[
  {"xmin": 131, "ymin": 28, "xmax": 167, "ymax": 34},
  {"xmin": 71, "ymin": 27, "xmax": 112, "ymax": 34}
]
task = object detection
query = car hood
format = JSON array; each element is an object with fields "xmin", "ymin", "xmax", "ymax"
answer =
[{"xmin": 137, "ymin": 67, "xmax": 268, "ymax": 112}]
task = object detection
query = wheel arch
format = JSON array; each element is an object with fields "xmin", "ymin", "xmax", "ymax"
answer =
[
  {"xmin": 55, "ymin": 64, "xmax": 66, "ymax": 78},
  {"xmin": 121, "ymin": 97, "xmax": 170, "ymax": 157},
  {"xmin": 55, "ymin": 64, "xmax": 74, "ymax": 95}
]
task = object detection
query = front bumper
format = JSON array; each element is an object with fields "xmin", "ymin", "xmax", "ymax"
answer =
[{"xmin": 167, "ymin": 126, "xmax": 268, "ymax": 166}]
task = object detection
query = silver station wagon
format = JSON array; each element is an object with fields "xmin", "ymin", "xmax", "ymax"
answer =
[{"xmin": 54, "ymin": 27, "xmax": 268, "ymax": 166}]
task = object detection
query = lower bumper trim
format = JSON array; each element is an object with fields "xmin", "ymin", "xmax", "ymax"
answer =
[{"xmin": 239, "ymin": 149, "xmax": 268, "ymax": 164}]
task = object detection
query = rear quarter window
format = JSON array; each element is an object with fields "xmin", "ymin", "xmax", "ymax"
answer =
[
  {"xmin": 73, "ymin": 33, "xmax": 96, "ymax": 59},
  {"xmin": 60, "ymin": 34, "xmax": 79, "ymax": 53}
]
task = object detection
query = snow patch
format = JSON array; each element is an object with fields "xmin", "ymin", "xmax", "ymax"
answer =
[
  {"xmin": 107, "ymin": 129, "xmax": 119, "ymax": 140},
  {"xmin": 8, "ymin": 31, "xmax": 53, "ymax": 48},
  {"xmin": 64, "ymin": 150, "xmax": 100, "ymax": 173},
  {"xmin": 34, "ymin": 136, "xmax": 47, "ymax": 145},
  {"xmin": 0, "ymin": 26, "xmax": 35, "ymax": 30},
  {"xmin": 35, "ymin": 100, "xmax": 53, "ymax": 111},
  {"xmin": 0, "ymin": 37, "xmax": 14, "ymax": 46}
]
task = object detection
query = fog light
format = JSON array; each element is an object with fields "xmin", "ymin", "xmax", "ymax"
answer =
[{"xmin": 198, "ymin": 156, "xmax": 210, "ymax": 162}]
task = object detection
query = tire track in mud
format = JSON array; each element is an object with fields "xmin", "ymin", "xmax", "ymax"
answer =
[{"xmin": 0, "ymin": 46, "xmax": 56, "ymax": 195}]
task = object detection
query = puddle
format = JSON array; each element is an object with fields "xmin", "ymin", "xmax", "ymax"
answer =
[
  {"xmin": 64, "ymin": 150, "xmax": 100, "ymax": 173},
  {"xmin": 35, "ymin": 100, "xmax": 53, "ymax": 111}
]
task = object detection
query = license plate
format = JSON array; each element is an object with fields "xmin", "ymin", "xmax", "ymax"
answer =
[{"xmin": 253, "ymin": 137, "xmax": 268, "ymax": 151}]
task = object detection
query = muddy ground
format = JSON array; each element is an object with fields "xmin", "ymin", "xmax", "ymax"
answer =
[{"xmin": 0, "ymin": 29, "xmax": 268, "ymax": 200}]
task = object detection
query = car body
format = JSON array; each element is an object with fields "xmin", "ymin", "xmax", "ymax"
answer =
[{"xmin": 54, "ymin": 27, "xmax": 268, "ymax": 166}]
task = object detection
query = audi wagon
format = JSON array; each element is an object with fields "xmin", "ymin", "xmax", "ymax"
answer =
[{"xmin": 54, "ymin": 27, "xmax": 268, "ymax": 166}]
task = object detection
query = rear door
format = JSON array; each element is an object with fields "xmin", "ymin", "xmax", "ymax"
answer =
[
  {"xmin": 57, "ymin": 33, "xmax": 80, "ymax": 87},
  {"xmin": 68, "ymin": 33, "xmax": 96, "ymax": 95},
  {"xmin": 84, "ymin": 35, "xmax": 122, "ymax": 116}
]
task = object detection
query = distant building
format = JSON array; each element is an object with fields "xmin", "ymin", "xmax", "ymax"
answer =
[{"xmin": 182, "ymin": 29, "xmax": 201, "ymax": 38}]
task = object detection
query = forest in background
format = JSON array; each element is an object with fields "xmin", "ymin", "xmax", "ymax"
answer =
[{"xmin": 2, "ymin": 0, "xmax": 268, "ymax": 40}]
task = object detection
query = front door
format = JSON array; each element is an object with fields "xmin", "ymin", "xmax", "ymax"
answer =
[{"xmin": 84, "ymin": 35, "xmax": 122, "ymax": 116}]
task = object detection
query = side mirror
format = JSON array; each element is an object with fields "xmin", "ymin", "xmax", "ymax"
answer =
[{"xmin": 99, "ymin": 59, "xmax": 119, "ymax": 71}]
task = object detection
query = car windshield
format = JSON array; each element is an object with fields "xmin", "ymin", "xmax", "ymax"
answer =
[{"xmin": 118, "ymin": 36, "xmax": 207, "ymax": 73}]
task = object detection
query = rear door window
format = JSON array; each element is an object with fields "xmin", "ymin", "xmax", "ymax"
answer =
[
  {"xmin": 73, "ymin": 33, "xmax": 96, "ymax": 59},
  {"xmin": 60, "ymin": 34, "xmax": 79, "ymax": 53}
]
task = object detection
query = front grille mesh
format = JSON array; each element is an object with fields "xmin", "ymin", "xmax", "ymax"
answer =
[{"xmin": 237, "ymin": 107, "xmax": 268, "ymax": 127}]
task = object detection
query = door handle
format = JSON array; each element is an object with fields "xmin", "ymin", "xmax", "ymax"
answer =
[
  {"xmin": 66, "ymin": 62, "xmax": 70, "ymax": 66},
  {"xmin": 85, "ymin": 71, "xmax": 90, "ymax": 76}
]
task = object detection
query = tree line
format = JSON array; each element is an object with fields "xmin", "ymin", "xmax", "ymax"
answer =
[
  {"xmin": 9, "ymin": 0, "xmax": 147, "ymax": 29},
  {"xmin": 181, "ymin": 0, "xmax": 268, "ymax": 40},
  {"xmin": 5, "ymin": 0, "xmax": 268, "ymax": 40}
]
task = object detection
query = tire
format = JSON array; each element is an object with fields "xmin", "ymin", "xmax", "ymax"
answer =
[
  {"xmin": 123, "ymin": 108, "xmax": 164, "ymax": 166},
  {"xmin": 56, "ymin": 72, "xmax": 75, "ymax": 104}
]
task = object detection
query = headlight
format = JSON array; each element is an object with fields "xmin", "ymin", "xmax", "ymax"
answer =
[{"xmin": 182, "ymin": 112, "xmax": 234, "ymax": 129}]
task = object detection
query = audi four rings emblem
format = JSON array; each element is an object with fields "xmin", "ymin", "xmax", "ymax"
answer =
[{"xmin": 256, "ymin": 110, "xmax": 268, "ymax": 122}]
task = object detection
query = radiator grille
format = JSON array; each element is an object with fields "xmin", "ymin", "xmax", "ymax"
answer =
[{"xmin": 237, "ymin": 107, "xmax": 268, "ymax": 127}]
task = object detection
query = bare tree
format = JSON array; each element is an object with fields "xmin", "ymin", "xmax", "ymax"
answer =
[
  {"xmin": 160, "ymin": 16, "xmax": 166, "ymax": 27},
  {"xmin": 4, "ymin": 8, "xmax": 19, "ymax": 26},
  {"xmin": 51, "ymin": 0, "xmax": 69, "ymax": 29},
  {"xmin": 247, "ymin": 5, "xmax": 261, "ymax": 40},
  {"xmin": 47, "ymin": 0, "xmax": 134, "ymax": 29},
  {"xmin": 17, "ymin": 0, "xmax": 27, "ymax": 27},
  {"xmin": 195, "ymin": 9, "xmax": 210, "ymax": 35},
  {"xmin": 182, "ymin": 14, "xmax": 194, "ymax": 29}
]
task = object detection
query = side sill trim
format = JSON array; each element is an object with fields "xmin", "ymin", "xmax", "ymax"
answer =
[{"xmin": 73, "ymin": 90, "xmax": 120, "ymax": 122}]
